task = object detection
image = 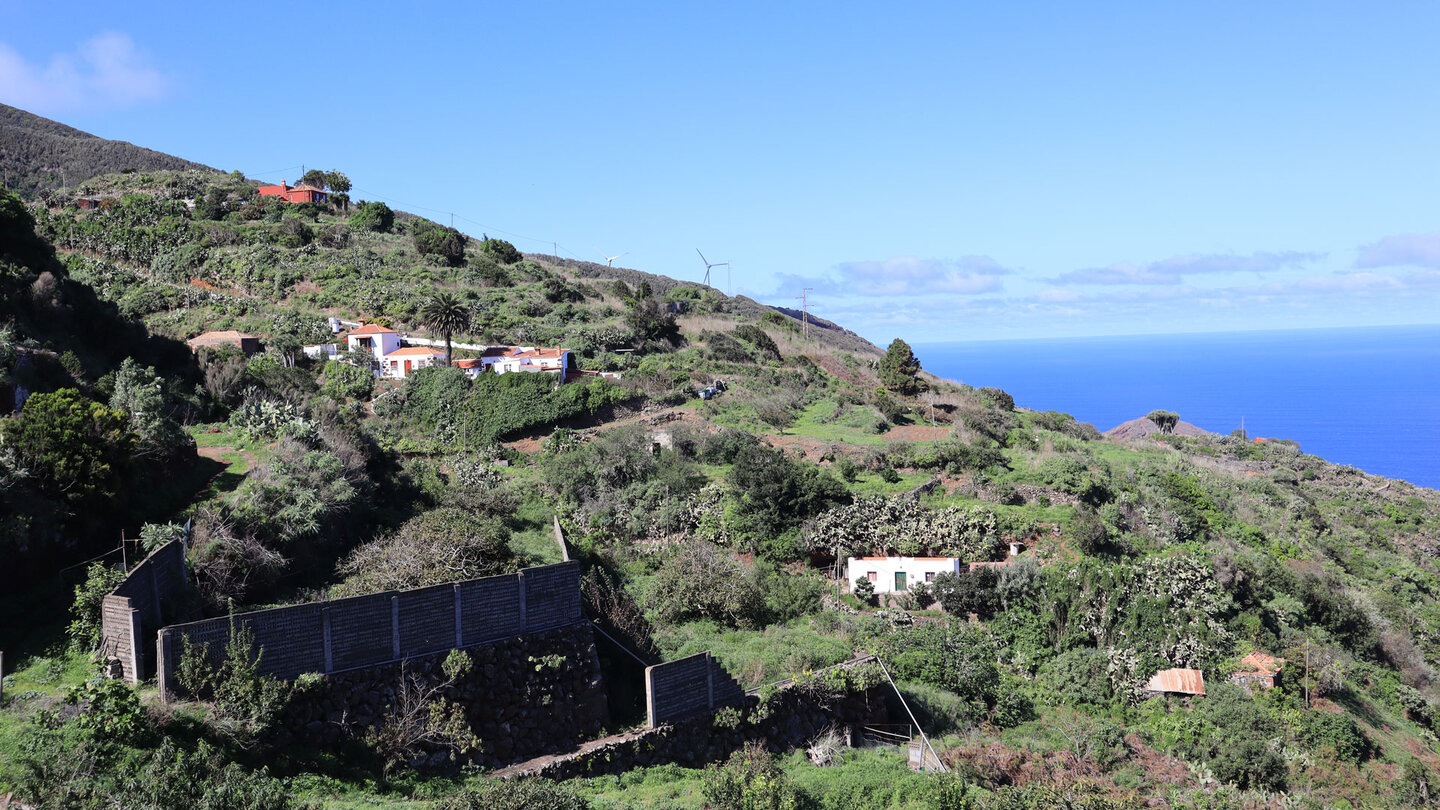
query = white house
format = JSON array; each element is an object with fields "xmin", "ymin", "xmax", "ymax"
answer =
[
  {"xmin": 346, "ymin": 324, "xmax": 401, "ymax": 359},
  {"xmin": 303, "ymin": 344, "xmax": 339, "ymax": 361},
  {"xmin": 847, "ymin": 556, "xmax": 961, "ymax": 594},
  {"xmin": 381, "ymin": 346, "xmax": 445, "ymax": 378},
  {"xmin": 342, "ymin": 324, "xmax": 443, "ymax": 379}
]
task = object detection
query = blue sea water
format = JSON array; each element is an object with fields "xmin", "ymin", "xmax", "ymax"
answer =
[{"xmin": 914, "ymin": 325, "xmax": 1440, "ymax": 490}]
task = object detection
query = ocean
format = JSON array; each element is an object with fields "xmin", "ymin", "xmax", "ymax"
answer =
[{"xmin": 914, "ymin": 324, "xmax": 1440, "ymax": 490}]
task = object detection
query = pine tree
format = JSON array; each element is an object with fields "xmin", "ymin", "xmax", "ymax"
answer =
[{"xmin": 878, "ymin": 338, "xmax": 926, "ymax": 395}]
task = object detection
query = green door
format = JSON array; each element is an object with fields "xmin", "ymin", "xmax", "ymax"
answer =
[{"xmin": 895, "ymin": 571, "xmax": 908, "ymax": 591}]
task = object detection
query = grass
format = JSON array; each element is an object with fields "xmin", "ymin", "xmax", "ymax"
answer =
[
  {"xmin": 786, "ymin": 400, "xmax": 889, "ymax": 445},
  {"xmin": 0, "ymin": 649, "xmax": 96, "ymax": 793},
  {"xmin": 509, "ymin": 491, "xmax": 564, "ymax": 566},
  {"xmin": 653, "ymin": 616, "xmax": 859, "ymax": 690},
  {"xmin": 848, "ymin": 470, "xmax": 937, "ymax": 498}
]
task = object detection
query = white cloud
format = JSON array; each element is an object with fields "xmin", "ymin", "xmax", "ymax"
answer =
[
  {"xmin": 0, "ymin": 32, "xmax": 169, "ymax": 113},
  {"xmin": 1051, "ymin": 250, "xmax": 1322, "ymax": 285},
  {"xmin": 1355, "ymin": 232, "xmax": 1440, "ymax": 270},
  {"xmin": 774, "ymin": 255, "xmax": 1011, "ymax": 298}
]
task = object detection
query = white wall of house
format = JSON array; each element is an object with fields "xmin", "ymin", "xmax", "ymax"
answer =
[
  {"xmin": 381, "ymin": 350, "xmax": 443, "ymax": 379},
  {"xmin": 846, "ymin": 557, "xmax": 960, "ymax": 594},
  {"xmin": 346, "ymin": 331, "xmax": 401, "ymax": 361}
]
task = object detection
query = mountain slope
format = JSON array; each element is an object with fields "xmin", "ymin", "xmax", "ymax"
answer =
[{"xmin": 0, "ymin": 103, "xmax": 212, "ymax": 199}]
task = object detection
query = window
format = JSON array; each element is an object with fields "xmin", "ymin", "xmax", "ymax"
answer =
[
  {"xmin": 895, "ymin": 572, "xmax": 908, "ymax": 591},
  {"xmin": 866, "ymin": 571, "xmax": 877, "ymax": 582},
  {"xmin": 925, "ymin": 572, "xmax": 935, "ymax": 583}
]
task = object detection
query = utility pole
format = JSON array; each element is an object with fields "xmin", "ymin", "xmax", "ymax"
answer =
[
  {"xmin": 1305, "ymin": 637, "xmax": 1311, "ymax": 708},
  {"xmin": 797, "ymin": 288, "xmax": 813, "ymax": 341}
]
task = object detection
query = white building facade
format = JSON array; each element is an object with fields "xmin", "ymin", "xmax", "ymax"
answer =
[{"xmin": 847, "ymin": 556, "xmax": 961, "ymax": 594}]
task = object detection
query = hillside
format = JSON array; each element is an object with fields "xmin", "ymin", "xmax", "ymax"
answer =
[
  {"xmin": 0, "ymin": 103, "xmax": 213, "ymax": 199},
  {"xmin": 1, "ymin": 159, "xmax": 1439, "ymax": 810}
]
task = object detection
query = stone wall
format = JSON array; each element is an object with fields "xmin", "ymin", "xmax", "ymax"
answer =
[
  {"xmin": 512, "ymin": 658, "xmax": 890, "ymax": 779},
  {"xmin": 645, "ymin": 651, "xmax": 746, "ymax": 726},
  {"xmin": 275, "ymin": 623, "xmax": 608, "ymax": 769},
  {"xmin": 99, "ymin": 539, "xmax": 188, "ymax": 683},
  {"xmin": 157, "ymin": 562, "xmax": 582, "ymax": 701}
]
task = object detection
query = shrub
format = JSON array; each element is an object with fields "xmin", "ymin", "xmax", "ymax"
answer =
[
  {"xmin": 479, "ymin": 237, "xmax": 522, "ymax": 264},
  {"xmin": 349, "ymin": 200, "xmax": 394, "ymax": 232},
  {"xmin": 853, "ymin": 576, "xmax": 875, "ymax": 605},
  {"xmin": 68, "ymin": 562, "xmax": 126, "ymax": 652},
  {"xmin": 931, "ymin": 568, "xmax": 1000, "ymax": 619},
  {"xmin": 333, "ymin": 508, "xmax": 515, "ymax": 596},
  {"xmin": 977, "ymin": 387, "xmax": 1014, "ymax": 411},
  {"xmin": 648, "ymin": 543, "xmax": 766, "ymax": 628},
  {"xmin": 438, "ymin": 778, "xmax": 591, "ymax": 810},
  {"xmin": 702, "ymin": 745, "xmax": 808, "ymax": 810},
  {"xmin": 732, "ymin": 324, "xmax": 781, "ymax": 361}
]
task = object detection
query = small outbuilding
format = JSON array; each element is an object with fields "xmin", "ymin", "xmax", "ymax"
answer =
[
  {"xmin": 1145, "ymin": 668, "xmax": 1206, "ymax": 696},
  {"xmin": 1229, "ymin": 652, "xmax": 1284, "ymax": 692},
  {"xmin": 186, "ymin": 330, "xmax": 261, "ymax": 356},
  {"xmin": 847, "ymin": 556, "xmax": 960, "ymax": 594}
]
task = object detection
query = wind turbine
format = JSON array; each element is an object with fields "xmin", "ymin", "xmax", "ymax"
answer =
[
  {"xmin": 598, "ymin": 250, "xmax": 628, "ymax": 267},
  {"xmin": 697, "ymin": 249, "xmax": 728, "ymax": 288}
]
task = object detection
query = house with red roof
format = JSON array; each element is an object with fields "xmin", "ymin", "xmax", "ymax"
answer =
[
  {"xmin": 1229, "ymin": 652, "xmax": 1284, "ymax": 692},
  {"xmin": 256, "ymin": 180, "xmax": 329, "ymax": 204},
  {"xmin": 342, "ymin": 324, "xmax": 442, "ymax": 379}
]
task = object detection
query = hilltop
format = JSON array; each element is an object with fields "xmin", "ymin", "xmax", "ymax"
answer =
[
  {"xmin": 1, "ymin": 126, "xmax": 1439, "ymax": 809},
  {"xmin": 0, "ymin": 103, "xmax": 213, "ymax": 199}
]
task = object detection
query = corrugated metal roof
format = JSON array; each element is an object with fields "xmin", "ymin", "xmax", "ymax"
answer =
[{"xmin": 1145, "ymin": 668, "xmax": 1206, "ymax": 695}]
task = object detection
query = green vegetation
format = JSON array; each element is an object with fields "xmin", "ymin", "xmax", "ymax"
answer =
[{"xmin": 1, "ymin": 143, "xmax": 1438, "ymax": 809}]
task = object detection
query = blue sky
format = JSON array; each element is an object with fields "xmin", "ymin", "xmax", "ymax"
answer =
[{"xmin": 2, "ymin": 2, "xmax": 1437, "ymax": 343}]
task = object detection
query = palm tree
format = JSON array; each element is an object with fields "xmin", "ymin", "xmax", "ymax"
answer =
[{"xmin": 418, "ymin": 291, "xmax": 471, "ymax": 366}]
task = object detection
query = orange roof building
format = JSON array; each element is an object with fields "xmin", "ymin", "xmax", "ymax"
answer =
[
  {"xmin": 1230, "ymin": 652, "xmax": 1284, "ymax": 691},
  {"xmin": 1145, "ymin": 668, "xmax": 1206, "ymax": 696}
]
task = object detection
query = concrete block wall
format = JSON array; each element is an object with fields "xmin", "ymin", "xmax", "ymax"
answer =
[
  {"xmin": 158, "ymin": 562, "xmax": 582, "ymax": 701},
  {"xmin": 645, "ymin": 651, "xmax": 746, "ymax": 726},
  {"xmin": 98, "ymin": 539, "xmax": 188, "ymax": 683}
]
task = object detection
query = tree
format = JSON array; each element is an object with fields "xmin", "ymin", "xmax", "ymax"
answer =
[
  {"xmin": 321, "ymin": 170, "xmax": 351, "ymax": 193},
  {"xmin": 418, "ymin": 291, "xmax": 472, "ymax": 366},
  {"xmin": 648, "ymin": 543, "xmax": 766, "ymax": 628},
  {"xmin": 350, "ymin": 201, "xmax": 394, "ymax": 233},
  {"xmin": 879, "ymin": 338, "xmax": 926, "ymax": 395},
  {"xmin": 1146, "ymin": 409, "xmax": 1179, "ymax": 434},
  {"xmin": 478, "ymin": 237, "xmax": 522, "ymax": 264},
  {"xmin": 853, "ymin": 576, "xmax": 876, "ymax": 605},
  {"xmin": 931, "ymin": 568, "xmax": 1000, "ymax": 619},
  {"xmin": 0, "ymin": 388, "xmax": 134, "ymax": 509},
  {"xmin": 413, "ymin": 222, "xmax": 466, "ymax": 266}
]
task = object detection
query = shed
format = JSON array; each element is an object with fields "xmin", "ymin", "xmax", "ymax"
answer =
[
  {"xmin": 1145, "ymin": 668, "xmax": 1206, "ymax": 696},
  {"xmin": 1229, "ymin": 652, "xmax": 1284, "ymax": 692},
  {"xmin": 186, "ymin": 330, "xmax": 260, "ymax": 356}
]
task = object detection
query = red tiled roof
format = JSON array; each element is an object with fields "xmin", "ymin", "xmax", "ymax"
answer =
[
  {"xmin": 349, "ymin": 324, "xmax": 397, "ymax": 335},
  {"xmin": 453, "ymin": 358, "xmax": 483, "ymax": 368},
  {"xmin": 290, "ymin": 183, "xmax": 326, "ymax": 193},
  {"xmin": 513, "ymin": 348, "xmax": 567, "ymax": 359},
  {"xmin": 1145, "ymin": 668, "xmax": 1206, "ymax": 695},
  {"xmin": 1238, "ymin": 652, "xmax": 1284, "ymax": 677}
]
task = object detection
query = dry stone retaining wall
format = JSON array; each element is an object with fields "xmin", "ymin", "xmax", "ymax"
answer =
[
  {"xmin": 156, "ymin": 562, "xmax": 582, "ymax": 700},
  {"xmin": 275, "ymin": 622, "xmax": 609, "ymax": 768},
  {"xmin": 99, "ymin": 539, "xmax": 188, "ymax": 683},
  {"xmin": 509, "ymin": 657, "xmax": 889, "ymax": 779}
]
